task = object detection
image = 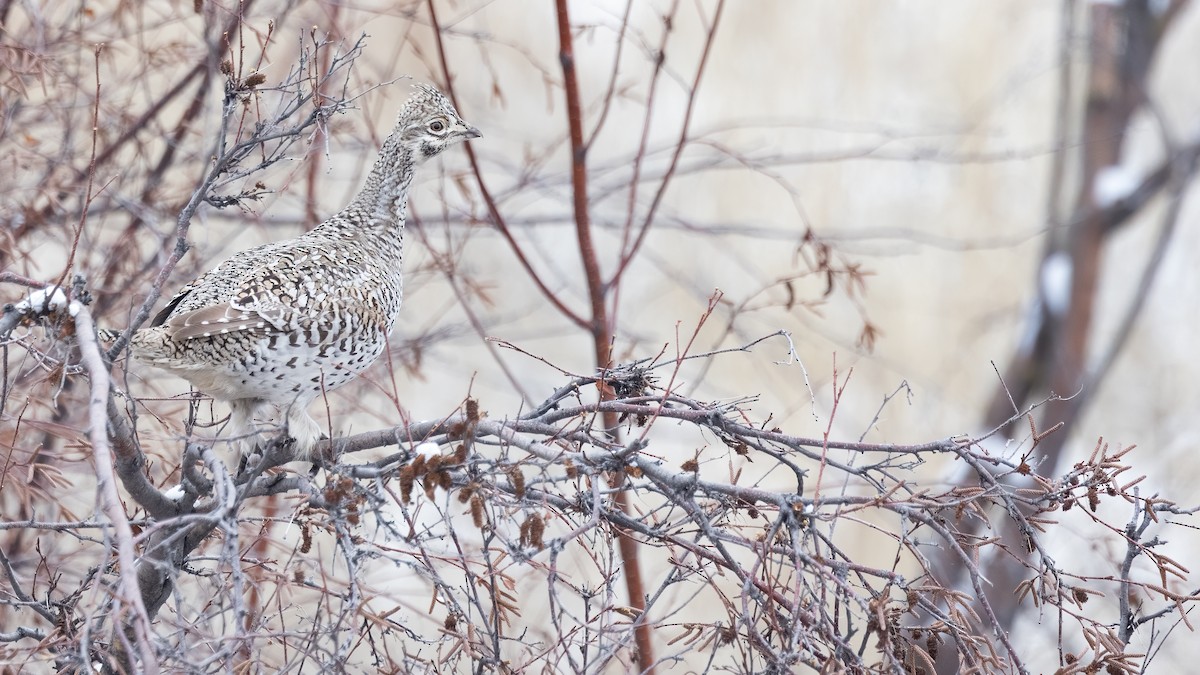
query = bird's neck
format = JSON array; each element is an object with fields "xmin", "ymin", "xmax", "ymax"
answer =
[{"xmin": 321, "ymin": 134, "xmax": 416, "ymax": 240}]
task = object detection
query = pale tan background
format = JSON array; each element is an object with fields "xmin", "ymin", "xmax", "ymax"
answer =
[
  {"xmin": 244, "ymin": 4, "xmax": 1200, "ymax": 668},
  {"xmin": 195, "ymin": 2, "xmax": 1199, "ymax": 487},
  {"xmin": 5, "ymin": 0, "xmax": 1200, "ymax": 670}
]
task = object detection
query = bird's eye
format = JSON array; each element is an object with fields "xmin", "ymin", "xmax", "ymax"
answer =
[{"xmin": 429, "ymin": 119, "xmax": 446, "ymax": 133}]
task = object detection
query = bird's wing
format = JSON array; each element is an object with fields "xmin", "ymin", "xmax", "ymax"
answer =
[
  {"xmin": 159, "ymin": 242, "xmax": 332, "ymax": 342},
  {"xmin": 161, "ymin": 300, "xmax": 290, "ymax": 341},
  {"xmin": 150, "ymin": 285, "xmax": 193, "ymax": 328}
]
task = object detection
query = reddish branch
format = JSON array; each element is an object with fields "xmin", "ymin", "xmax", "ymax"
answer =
[
  {"xmin": 552, "ymin": 1, "xmax": 655, "ymax": 670},
  {"xmin": 425, "ymin": 0, "xmax": 588, "ymax": 331},
  {"xmin": 554, "ymin": 0, "xmax": 609, "ymax": 358}
]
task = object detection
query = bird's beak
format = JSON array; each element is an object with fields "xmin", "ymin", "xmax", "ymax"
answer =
[{"xmin": 461, "ymin": 125, "xmax": 482, "ymax": 140}]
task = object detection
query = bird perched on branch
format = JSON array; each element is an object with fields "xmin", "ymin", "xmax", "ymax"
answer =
[{"xmin": 129, "ymin": 82, "xmax": 480, "ymax": 460}]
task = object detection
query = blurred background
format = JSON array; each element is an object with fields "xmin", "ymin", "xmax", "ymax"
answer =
[{"xmin": 3, "ymin": 0, "xmax": 1199, "ymax": 671}]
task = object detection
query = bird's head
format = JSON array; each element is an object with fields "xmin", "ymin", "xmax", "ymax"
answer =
[{"xmin": 394, "ymin": 82, "xmax": 481, "ymax": 163}]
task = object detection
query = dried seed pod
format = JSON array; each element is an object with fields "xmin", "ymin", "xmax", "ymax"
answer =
[
  {"xmin": 458, "ymin": 483, "xmax": 475, "ymax": 503},
  {"xmin": 680, "ymin": 458, "xmax": 699, "ymax": 473},
  {"xmin": 399, "ymin": 465, "xmax": 415, "ymax": 503},
  {"xmin": 454, "ymin": 443, "xmax": 468, "ymax": 464},
  {"xmin": 612, "ymin": 606, "xmax": 641, "ymax": 620},
  {"xmin": 528, "ymin": 514, "xmax": 545, "ymax": 549},
  {"xmin": 518, "ymin": 516, "xmax": 532, "ymax": 548},
  {"xmin": 425, "ymin": 454, "xmax": 443, "ymax": 473},
  {"xmin": 410, "ymin": 453, "xmax": 427, "ymax": 475},
  {"xmin": 300, "ymin": 523, "xmax": 313, "ymax": 554},
  {"xmin": 506, "ymin": 466, "xmax": 526, "ymax": 499},
  {"xmin": 469, "ymin": 494, "xmax": 484, "ymax": 529},
  {"xmin": 564, "ymin": 459, "xmax": 578, "ymax": 479}
]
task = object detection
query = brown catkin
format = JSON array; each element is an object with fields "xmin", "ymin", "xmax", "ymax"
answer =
[
  {"xmin": 507, "ymin": 466, "xmax": 526, "ymax": 499},
  {"xmin": 425, "ymin": 454, "xmax": 443, "ymax": 473},
  {"xmin": 528, "ymin": 514, "xmax": 545, "ymax": 549},
  {"xmin": 469, "ymin": 495, "xmax": 484, "ymax": 528},
  {"xmin": 457, "ymin": 483, "xmax": 475, "ymax": 503},
  {"xmin": 399, "ymin": 465, "xmax": 415, "ymax": 503},
  {"xmin": 518, "ymin": 518, "xmax": 532, "ymax": 547}
]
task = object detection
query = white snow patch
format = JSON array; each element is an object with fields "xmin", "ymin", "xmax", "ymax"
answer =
[
  {"xmin": 1092, "ymin": 164, "xmax": 1138, "ymax": 208},
  {"xmin": 12, "ymin": 286, "xmax": 82, "ymax": 317},
  {"xmin": 163, "ymin": 484, "xmax": 187, "ymax": 501},
  {"xmin": 1040, "ymin": 252, "xmax": 1073, "ymax": 317},
  {"xmin": 414, "ymin": 441, "xmax": 442, "ymax": 459},
  {"xmin": 18, "ymin": 286, "xmax": 66, "ymax": 311}
]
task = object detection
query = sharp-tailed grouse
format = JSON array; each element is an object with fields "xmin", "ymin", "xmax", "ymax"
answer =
[{"xmin": 129, "ymin": 82, "xmax": 480, "ymax": 459}]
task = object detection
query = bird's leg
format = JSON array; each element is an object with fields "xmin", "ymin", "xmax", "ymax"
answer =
[
  {"xmin": 283, "ymin": 405, "xmax": 325, "ymax": 461},
  {"xmin": 227, "ymin": 399, "xmax": 265, "ymax": 467}
]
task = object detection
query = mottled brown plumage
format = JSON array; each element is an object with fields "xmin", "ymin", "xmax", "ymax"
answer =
[{"xmin": 130, "ymin": 83, "xmax": 479, "ymax": 458}]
